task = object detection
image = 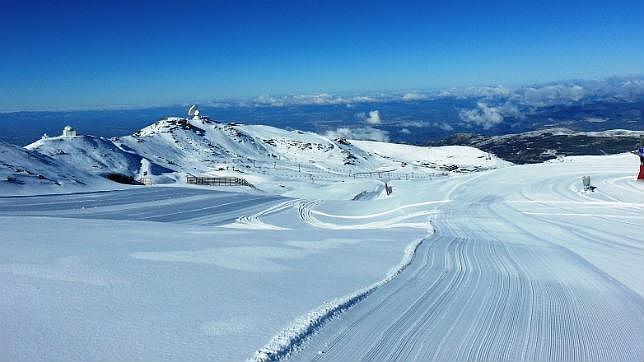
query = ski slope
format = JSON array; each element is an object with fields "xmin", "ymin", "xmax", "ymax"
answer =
[
  {"xmin": 0, "ymin": 187, "xmax": 425, "ymax": 361},
  {"xmin": 0, "ymin": 152, "xmax": 642, "ymax": 361},
  {"xmin": 282, "ymin": 153, "xmax": 644, "ymax": 361},
  {"xmin": 0, "ymin": 187, "xmax": 284, "ymax": 225}
]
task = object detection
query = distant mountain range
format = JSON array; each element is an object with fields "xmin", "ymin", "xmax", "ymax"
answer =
[
  {"xmin": 430, "ymin": 128, "xmax": 643, "ymax": 164},
  {"xmin": 1, "ymin": 76, "xmax": 642, "ymax": 147}
]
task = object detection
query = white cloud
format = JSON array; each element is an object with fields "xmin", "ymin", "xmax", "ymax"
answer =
[
  {"xmin": 203, "ymin": 76, "xmax": 644, "ymax": 110},
  {"xmin": 399, "ymin": 120, "xmax": 430, "ymax": 128},
  {"xmin": 400, "ymin": 128, "xmax": 411, "ymax": 134},
  {"xmin": 364, "ymin": 110, "xmax": 382, "ymax": 124},
  {"xmin": 516, "ymin": 85, "xmax": 584, "ymax": 107},
  {"xmin": 402, "ymin": 92, "xmax": 428, "ymax": 101},
  {"xmin": 252, "ymin": 93, "xmax": 350, "ymax": 107},
  {"xmin": 355, "ymin": 110, "xmax": 382, "ymax": 124},
  {"xmin": 438, "ymin": 85, "xmax": 510, "ymax": 99},
  {"xmin": 351, "ymin": 96, "xmax": 376, "ymax": 102},
  {"xmin": 435, "ymin": 122, "xmax": 454, "ymax": 131},
  {"xmin": 247, "ymin": 92, "xmax": 389, "ymax": 107},
  {"xmin": 465, "ymin": 85, "xmax": 511, "ymax": 98},
  {"xmin": 325, "ymin": 127, "xmax": 389, "ymax": 142},
  {"xmin": 458, "ymin": 102, "xmax": 504, "ymax": 129}
]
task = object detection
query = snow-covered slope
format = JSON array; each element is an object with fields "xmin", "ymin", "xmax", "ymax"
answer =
[
  {"xmin": 114, "ymin": 116, "xmax": 508, "ymax": 180},
  {"xmin": 1, "ymin": 153, "xmax": 642, "ymax": 361},
  {"xmin": 0, "ymin": 140, "xmax": 107, "ymax": 195},
  {"xmin": 265, "ymin": 153, "xmax": 644, "ymax": 361},
  {"xmin": 3, "ymin": 114, "xmax": 509, "ymax": 196},
  {"xmin": 27, "ymin": 135, "xmax": 142, "ymax": 176},
  {"xmin": 113, "ymin": 117, "xmax": 369, "ymax": 175},
  {"xmin": 350, "ymin": 140, "xmax": 505, "ymax": 171}
]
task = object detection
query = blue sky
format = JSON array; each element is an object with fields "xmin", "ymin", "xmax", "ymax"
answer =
[{"xmin": 1, "ymin": 0, "xmax": 643, "ymax": 111}]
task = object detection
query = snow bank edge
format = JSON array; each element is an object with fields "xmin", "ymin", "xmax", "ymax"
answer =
[{"xmin": 251, "ymin": 224, "xmax": 432, "ymax": 361}]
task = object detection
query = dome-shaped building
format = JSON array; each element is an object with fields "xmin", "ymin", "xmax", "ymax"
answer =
[{"xmin": 62, "ymin": 125, "xmax": 76, "ymax": 137}]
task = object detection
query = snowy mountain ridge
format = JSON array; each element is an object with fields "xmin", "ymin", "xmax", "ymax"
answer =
[
  {"xmin": 113, "ymin": 116, "xmax": 507, "ymax": 175},
  {"xmin": 0, "ymin": 139, "xmax": 112, "ymax": 195},
  {"xmin": 27, "ymin": 134, "xmax": 143, "ymax": 176},
  {"xmin": 3, "ymin": 114, "xmax": 508, "ymax": 195}
]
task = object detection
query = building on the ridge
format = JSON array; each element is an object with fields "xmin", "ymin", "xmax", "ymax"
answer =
[
  {"xmin": 62, "ymin": 125, "xmax": 76, "ymax": 137},
  {"xmin": 187, "ymin": 105, "xmax": 200, "ymax": 119}
]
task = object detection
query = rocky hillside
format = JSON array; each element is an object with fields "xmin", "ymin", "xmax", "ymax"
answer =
[{"xmin": 430, "ymin": 128, "xmax": 642, "ymax": 164}]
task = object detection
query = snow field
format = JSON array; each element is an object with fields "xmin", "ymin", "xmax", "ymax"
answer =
[
  {"xmin": 0, "ymin": 186, "xmax": 427, "ymax": 361},
  {"xmin": 2, "ymin": 120, "xmax": 642, "ymax": 362},
  {"xmin": 287, "ymin": 153, "xmax": 644, "ymax": 361}
]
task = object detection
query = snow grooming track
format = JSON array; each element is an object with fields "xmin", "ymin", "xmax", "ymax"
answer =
[
  {"xmin": 298, "ymin": 200, "xmax": 439, "ymax": 230},
  {"xmin": 284, "ymin": 159, "xmax": 644, "ymax": 362},
  {"xmin": 252, "ymin": 199, "xmax": 434, "ymax": 361},
  {"xmin": 223, "ymin": 199, "xmax": 301, "ymax": 230},
  {"xmin": 252, "ymin": 235, "xmax": 428, "ymax": 362}
]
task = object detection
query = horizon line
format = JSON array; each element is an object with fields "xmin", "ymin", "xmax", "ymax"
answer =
[{"xmin": 1, "ymin": 73, "xmax": 642, "ymax": 114}]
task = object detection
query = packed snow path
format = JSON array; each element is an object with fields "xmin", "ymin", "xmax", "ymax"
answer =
[{"xmin": 287, "ymin": 155, "xmax": 644, "ymax": 361}]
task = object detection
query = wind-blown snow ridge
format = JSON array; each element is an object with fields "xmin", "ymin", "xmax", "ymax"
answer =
[{"xmin": 252, "ymin": 229, "xmax": 431, "ymax": 362}]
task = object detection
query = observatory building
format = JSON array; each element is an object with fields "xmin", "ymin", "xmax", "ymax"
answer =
[
  {"xmin": 188, "ymin": 105, "xmax": 201, "ymax": 120},
  {"xmin": 62, "ymin": 125, "xmax": 76, "ymax": 137}
]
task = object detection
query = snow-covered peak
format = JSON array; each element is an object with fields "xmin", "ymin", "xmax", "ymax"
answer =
[
  {"xmin": 0, "ymin": 139, "xmax": 108, "ymax": 195},
  {"xmin": 113, "ymin": 115, "xmax": 509, "ymax": 182},
  {"xmin": 132, "ymin": 117, "xmax": 206, "ymax": 137},
  {"xmin": 115, "ymin": 117, "xmax": 370, "ymax": 175},
  {"xmin": 27, "ymin": 134, "xmax": 143, "ymax": 176}
]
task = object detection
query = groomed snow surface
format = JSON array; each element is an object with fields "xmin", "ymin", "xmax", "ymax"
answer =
[{"xmin": 1, "ymin": 153, "xmax": 643, "ymax": 361}]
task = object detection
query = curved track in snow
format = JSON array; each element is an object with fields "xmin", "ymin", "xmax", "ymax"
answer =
[
  {"xmin": 0, "ymin": 187, "xmax": 284, "ymax": 226},
  {"xmin": 287, "ymin": 160, "xmax": 644, "ymax": 361}
]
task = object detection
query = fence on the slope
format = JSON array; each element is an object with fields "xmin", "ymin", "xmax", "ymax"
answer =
[
  {"xmin": 197, "ymin": 158, "xmax": 452, "ymax": 184},
  {"xmin": 251, "ymin": 168, "xmax": 447, "ymax": 182},
  {"xmin": 186, "ymin": 176, "xmax": 253, "ymax": 187}
]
